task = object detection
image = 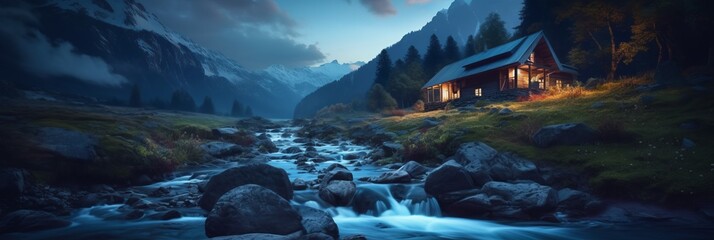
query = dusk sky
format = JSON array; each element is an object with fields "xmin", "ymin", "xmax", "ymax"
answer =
[{"xmin": 142, "ymin": 0, "xmax": 521, "ymax": 69}]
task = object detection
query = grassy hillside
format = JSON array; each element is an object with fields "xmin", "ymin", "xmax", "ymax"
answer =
[
  {"xmin": 0, "ymin": 100, "xmax": 237, "ymax": 185},
  {"xmin": 376, "ymin": 74, "xmax": 713, "ymax": 203}
]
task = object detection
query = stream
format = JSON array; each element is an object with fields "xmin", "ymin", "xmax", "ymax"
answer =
[{"xmin": 4, "ymin": 126, "xmax": 712, "ymax": 240}]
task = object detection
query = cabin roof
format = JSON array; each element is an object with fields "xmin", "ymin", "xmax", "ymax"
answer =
[{"xmin": 421, "ymin": 31, "xmax": 575, "ymax": 89}]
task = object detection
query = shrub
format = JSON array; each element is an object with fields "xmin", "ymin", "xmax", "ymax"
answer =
[
  {"xmin": 514, "ymin": 117, "xmax": 544, "ymax": 144},
  {"xmin": 402, "ymin": 138, "xmax": 439, "ymax": 163},
  {"xmin": 171, "ymin": 134, "xmax": 204, "ymax": 164},
  {"xmin": 367, "ymin": 84, "xmax": 398, "ymax": 112},
  {"xmin": 412, "ymin": 100, "xmax": 425, "ymax": 112},
  {"xmin": 597, "ymin": 118, "xmax": 633, "ymax": 143},
  {"xmin": 316, "ymin": 103, "xmax": 352, "ymax": 118}
]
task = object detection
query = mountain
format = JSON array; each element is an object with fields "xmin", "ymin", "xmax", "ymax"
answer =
[
  {"xmin": 294, "ymin": 0, "xmax": 518, "ymax": 118},
  {"xmin": 265, "ymin": 60, "xmax": 364, "ymax": 97},
  {"xmin": 0, "ymin": 0, "xmax": 309, "ymax": 118}
]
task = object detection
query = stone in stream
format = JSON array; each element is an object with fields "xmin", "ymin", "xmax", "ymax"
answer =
[
  {"xmin": 397, "ymin": 161, "xmax": 428, "ymax": 178},
  {"xmin": 201, "ymin": 141, "xmax": 244, "ymax": 158},
  {"xmin": 293, "ymin": 178, "xmax": 308, "ymax": 190},
  {"xmin": 0, "ymin": 210, "xmax": 71, "ymax": 233},
  {"xmin": 481, "ymin": 181, "xmax": 557, "ymax": 215},
  {"xmin": 319, "ymin": 180, "xmax": 356, "ymax": 206},
  {"xmin": 424, "ymin": 160, "xmax": 475, "ymax": 196},
  {"xmin": 320, "ymin": 164, "xmax": 353, "ymax": 187},
  {"xmin": 205, "ymin": 184, "xmax": 304, "ymax": 238},
  {"xmin": 198, "ymin": 164, "xmax": 292, "ymax": 211},
  {"xmin": 367, "ymin": 170, "xmax": 411, "ymax": 184},
  {"xmin": 282, "ymin": 146, "xmax": 302, "ymax": 154},
  {"xmin": 211, "ymin": 233, "xmax": 300, "ymax": 240},
  {"xmin": 257, "ymin": 139, "xmax": 279, "ymax": 153},
  {"xmin": 0, "ymin": 168, "xmax": 26, "ymax": 196},
  {"xmin": 454, "ymin": 142, "xmax": 541, "ymax": 185},
  {"xmin": 293, "ymin": 206, "xmax": 339, "ymax": 239}
]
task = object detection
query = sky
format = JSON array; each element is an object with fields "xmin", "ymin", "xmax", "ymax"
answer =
[{"xmin": 142, "ymin": 0, "xmax": 519, "ymax": 70}]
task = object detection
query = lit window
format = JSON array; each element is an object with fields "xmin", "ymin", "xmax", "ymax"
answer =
[{"xmin": 474, "ymin": 88, "xmax": 482, "ymax": 97}]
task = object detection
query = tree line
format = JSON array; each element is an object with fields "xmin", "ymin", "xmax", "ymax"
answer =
[
  {"xmin": 368, "ymin": 13, "xmax": 511, "ymax": 112},
  {"xmin": 516, "ymin": 0, "xmax": 713, "ymax": 80},
  {"xmin": 126, "ymin": 84, "xmax": 253, "ymax": 117}
]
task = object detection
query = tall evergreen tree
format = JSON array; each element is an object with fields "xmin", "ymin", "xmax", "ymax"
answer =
[
  {"xmin": 367, "ymin": 83, "xmax": 397, "ymax": 112},
  {"xmin": 463, "ymin": 35, "xmax": 476, "ymax": 57},
  {"xmin": 474, "ymin": 13, "xmax": 510, "ymax": 53},
  {"xmin": 170, "ymin": 89, "xmax": 196, "ymax": 112},
  {"xmin": 374, "ymin": 49, "xmax": 392, "ymax": 86},
  {"xmin": 443, "ymin": 36, "xmax": 462, "ymax": 64},
  {"xmin": 199, "ymin": 96, "xmax": 215, "ymax": 114},
  {"xmin": 404, "ymin": 45, "xmax": 421, "ymax": 65},
  {"xmin": 231, "ymin": 100, "xmax": 244, "ymax": 117},
  {"xmin": 129, "ymin": 84, "xmax": 141, "ymax": 108},
  {"xmin": 423, "ymin": 34, "xmax": 444, "ymax": 78}
]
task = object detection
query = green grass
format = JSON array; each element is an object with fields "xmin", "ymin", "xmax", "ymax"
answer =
[
  {"xmin": 0, "ymin": 101, "xmax": 238, "ymax": 185},
  {"xmin": 374, "ymin": 74, "xmax": 714, "ymax": 203}
]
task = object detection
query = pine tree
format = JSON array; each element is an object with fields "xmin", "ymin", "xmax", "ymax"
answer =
[
  {"xmin": 374, "ymin": 49, "xmax": 392, "ymax": 86},
  {"xmin": 199, "ymin": 96, "xmax": 215, "ymax": 114},
  {"xmin": 423, "ymin": 34, "xmax": 444, "ymax": 78},
  {"xmin": 231, "ymin": 100, "xmax": 244, "ymax": 117},
  {"xmin": 443, "ymin": 36, "xmax": 461, "ymax": 64},
  {"xmin": 367, "ymin": 83, "xmax": 397, "ymax": 112},
  {"xmin": 475, "ymin": 13, "xmax": 510, "ymax": 53},
  {"xmin": 404, "ymin": 45, "xmax": 421, "ymax": 65},
  {"xmin": 129, "ymin": 84, "xmax": 141, "ymax": 108},
  {"xmin": 463, "ymin": 35, "xmax": 476, "ymax": 57},
  {"xmin": 170, "ymin": 89, "xmax": 196, "ymax": 112}
]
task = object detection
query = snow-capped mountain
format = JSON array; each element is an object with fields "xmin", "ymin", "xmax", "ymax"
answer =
[
  {"xmin": 265, "ymin": 60, "xmax": 364, "ymax": 96},
  {"xmin": 0, "ymin": 0, "xmax": 311, "ymax": 117}
]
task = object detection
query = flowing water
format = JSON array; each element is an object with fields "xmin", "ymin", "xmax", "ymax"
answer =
[{"xmin": 4, "ymin": 127, "xmax": 713, "ymax": 240}]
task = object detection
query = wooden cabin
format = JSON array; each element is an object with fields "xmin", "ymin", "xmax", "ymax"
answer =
[{"xmin": 422, "ymin": 31, "xmax": 577, "ymax": 105}]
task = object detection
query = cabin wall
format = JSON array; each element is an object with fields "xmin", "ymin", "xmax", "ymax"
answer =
[{"xmin": 460, "ymin": 70, "xmax": 500, "ymax": 99}]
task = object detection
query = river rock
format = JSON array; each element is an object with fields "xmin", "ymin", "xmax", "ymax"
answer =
[
  {"xmin": 319, "ymin": 180, "xmax": 356, "ymax": 206},
  {"xmin": 482, "ymin": 181, "xmax": 557, "ymax": 215},
  {"xmin": 424, "ymin": 160, "xmax": 475, "ymax": 196},
  {"xmin": 487, "ymin": 153, "xmax": 541, "ymax": 182},
  {"xmin": 455, "ymin": 142, "xmax": 497, "ymax": 186},
  {"xmin": 201, "ymin": 141, "xmax": 243, "ymax": 157},
  {"xmin": 446, "ymin": 193, "xmax": 493, "ymax": 217},
  {"xmin": 351, "ymin": 187, "xmax": 393, "ymax": 214},
  {"xmin": 212, "ymin": 127, "xmax": 239, "ymax": 136},
  {"xmin": 293, "ymin": 178, "xmax": 308, "ymax": 190},
  {"xmin": 532, "ymin": 123, "xmax": 596, "ymax": 148},
  {"xmin": 0, "ymin": 210, "xmax": 71, "ymax": 233},
  {"xmin": 557, "ymin": 188, "xmax": 603, "ymax": 217},
  {"xmin": 282, "ymin": 146, "xmax": 302, "ymax": 154},
  {"xmin": 368, "ymin": 170, "xmax": 411, "ymax": 184},
  {"xmin": 199, "ymin": 164, "xmax": 292, "ymax": 211},
  {"xmin": 397, "ymin": 161, "xmax": 428, "ymax": 177},
  {"xmin": 37, "ymin": 127, "xmax": 96, "ymax": 161},
  {"xmin": 211, "ymin": 233, "xmax": 298, "ymax": 240},
  {"xmin": 294, "ymin": 206, "xmax": 339, "ymax": 239},
  {"xmin": 0, "ymin": 168, "xmax": 26, "ymax": 196},
  {"xmin": 205, "ymin": 184, "xmax": 304, "ymax": 238},
  {"xmin": 381, "ymin": 142, "xmax": 403, "ymax": 158},
  {"xmin": 321, "ymin": 164, "xmax": 353, "ymax": 187},
  {"xmin": 257, "ymin": 139, "xmax": 279, "ymax": 153}
]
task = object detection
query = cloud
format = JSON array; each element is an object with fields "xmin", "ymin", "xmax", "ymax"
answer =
[
  {"xmin": 142, "ymin": 0, "xmax": 326, "ymax": 69},
  {"xmin": 0, "ymin": 6, "xmax": 126, "ymax": 86},
  {"xmin": 406, "ymin": 0, "xmax": 432, "ymax": 4},
  {"xmin": 358, "ymin": 0, "xmax": 397, "ymax": 16}
]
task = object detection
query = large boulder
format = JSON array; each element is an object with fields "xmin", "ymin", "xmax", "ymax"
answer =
[
  {"xmin": 0, "ymin": 168, "xmax": 26, "ymax": 196},
  {"xmin": 445, "ymin": 193, "xmax": 493, "ymax": 218},
  {"xmin": 487, "ymin": 153, "xmax": 541, "ymax": 182},
  {"xmin": 37, "ymin": 127, "xmax": 96, "ymax": 161},
  {"xmin": 201, "ymin": 141, "xmax": 243, "ymax": 158},
  {"xmin": 257, "ymin": 139, "xmax": 279, "ymax": 153},
  {"xmin": 424, "ymin": 160, "xmax": 475, "ymax": 196},
  {"xmin": 397, "ymin": 161, "xmax": 428, "ymax": 178},
  {"xmin": 0, "ymin": 210, "xmax": 71, "ymax": 233},
  {"xmin": 294, "ymin": 206, "xmax": 339, "ymax": 239},
  {"xmin": 319, "ymin": 180, "xmax": 356, "ymax": 206},
  {"xmin": 199, "ymin": 164, "xmax": 292, "ymax": 211},
  {"xmin": 556, "ymin": 188, "xmax": 604, "ymax": 217},
  {"xmin": 532, "ymin": 123, "xmax": 596, "ymax": 148},
  {"xmin": 205, "ymin": 184, "xmax": 304, "ymax": 238},
  {"xmin": 367, "ymin": 170, "xmax": 411, "ymax": 184},
  {"xmin": 321, "ymin": 164, "xmax": 353, "ymax": 187},
  {"xmin": 482, "ymin": 181, "xmax": 557, "ymax": 215},
  {"xmin": 455, "ymin": 142, "xmax": 497, "ymax": 186},
  {"xmin": 282, "ymin": 146, "xmax": 303, "ymax": 154}
]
